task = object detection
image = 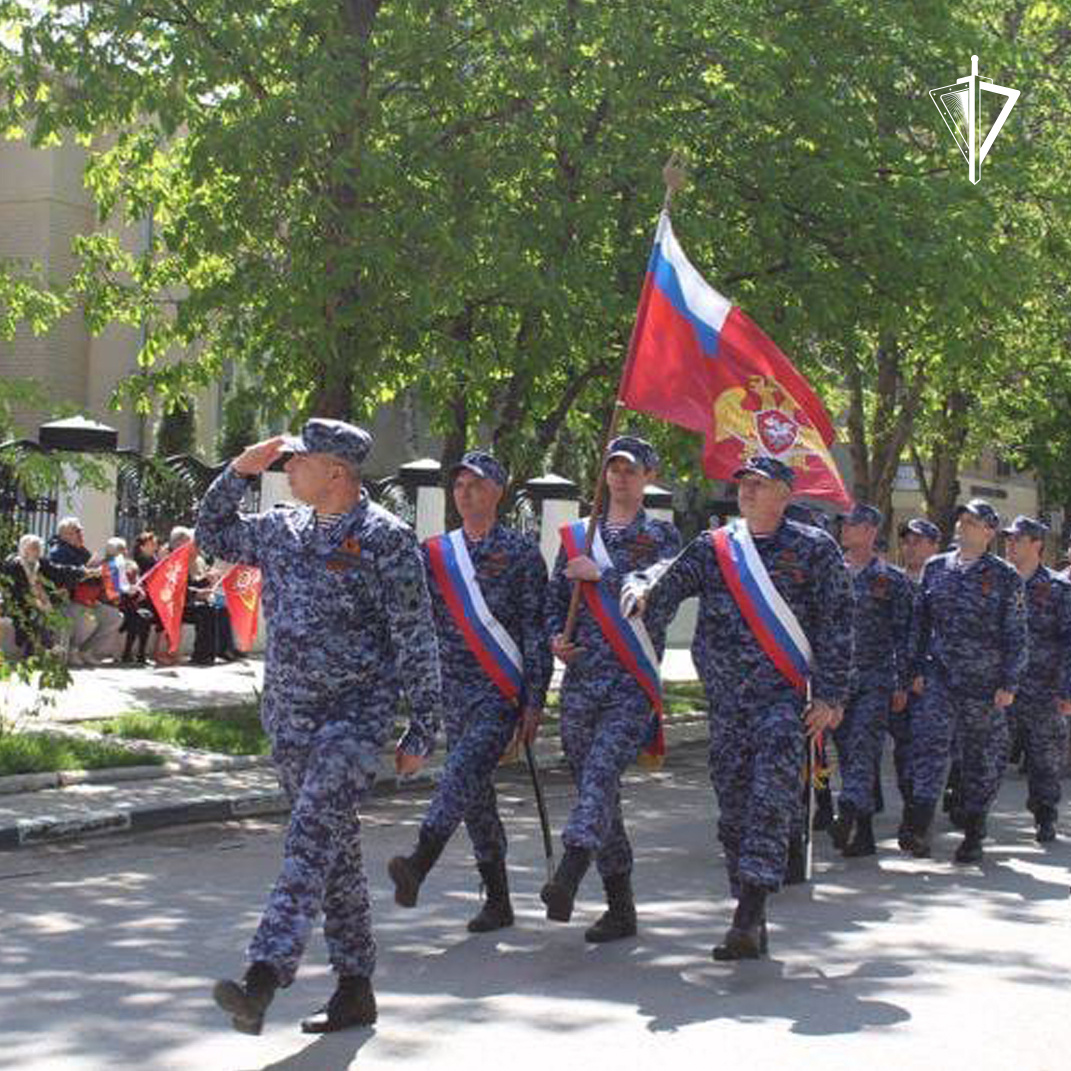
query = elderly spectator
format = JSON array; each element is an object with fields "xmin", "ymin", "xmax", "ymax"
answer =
[
  {"xmin": 98, "ymin": 536, "xmax": 153, "ymax": 665},
  {"xmin": 169, "ymin": 526, "xmax": 239, "ymax": 665},
  {"xmin": 0, "ymin": 534, "xmax": 86, "ymax": 659},
  {"xmin": 47, "ymin": 517, "xmax": 122, "ymax": 666}
]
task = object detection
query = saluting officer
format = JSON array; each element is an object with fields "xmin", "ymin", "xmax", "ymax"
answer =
[
  {"xmin": 200, "ymin": 420, "xmax": 442, "ymax": 1035},
  {"xmin": 388, "ymin": 451, "xmax": 552, "ymax": 930},
  {"xmin": 830, "ymin": 505, "xmax": 913, "ymax": 857},
  {"xmin": 625, "ymin": 457, "xmax": 852, "ymax": 960},
  {"xmin": 541, "ymin": 435, "xmax": 681, "ymax": 943},
  {"xmin": 906, "ymin": 499, "xmax": 1027, "ymax": 862},
  {"xmin": 1001, "ymin": 515, "xmax": 1071, "ymax": 843}
]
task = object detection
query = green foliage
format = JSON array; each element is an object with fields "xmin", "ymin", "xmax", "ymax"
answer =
[
  {"xmin": 0, "ymin": 729, "xmax": 162, "ymax": 776},
  {"xmin": 86, "ymin": 704, "xmax": 268, "ymax": 756},
  {"xmin": 154, "ymin": 396, "xmax": 197, "ymax": 457},
  {"xmin": 0, "ymin": 0, "xmax": 1067, "ymax": 506}
]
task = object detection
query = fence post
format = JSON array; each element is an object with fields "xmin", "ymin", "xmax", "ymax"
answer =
[
  {"xmin": 525, "ymin": 474, "xmax": 580, "ymax": 572},
  {"xmin": 259, "ymin": 470, "xmax": 292, "ymax": 512},
  {"xmin": 643, "ymin": 483, "xmax": 675, "ymax": 524},
  {"xmin": 397, "ymin": 458, "xmax": 444, "ymax": 540}
]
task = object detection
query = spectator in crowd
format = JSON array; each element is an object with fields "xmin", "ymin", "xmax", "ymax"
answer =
[
  {"xmin": 0, "ymin": 534, "xmax": 85, "ymax": 658},
  {"xmin": 131, "ymin": 530, "xmax": 166, "ymax": 662},
  {"xmin": 169, "ymin": 526, "xmax": 239, "ymax": 665},
  {"xmin": 47, "ymin": 517, "xmax": 122, "ymax": 666},
  {"xmin": 98, "ymin": 536, "xmax": 153, "ymax": 664}
]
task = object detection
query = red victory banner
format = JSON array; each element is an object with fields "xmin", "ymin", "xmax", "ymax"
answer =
[
  {"xmin": 221, "ymin": 564, "xmax": 262, "ymax": 651},
  {"xmin": 142, "ymin": 541, "xmax": 194, "ymax": 652}
]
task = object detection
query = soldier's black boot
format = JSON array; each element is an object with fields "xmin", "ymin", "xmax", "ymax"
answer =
[
  {"xmin": 829, "ymin": 800, "xmax": 856, "ymax": 852},
  {"xmin": 873, "ymin": 763, "xmax": 885, "ymax": 815},
  {"xmin": 467, "ymin": 858, "xmax": 514, "ymax": 933},
  {"xmin": 906, "ymin": 801, "xmax": 936, "ymax": 858},
  {"xmin": 585, "ymin": 872, "xmax": 638, "ymax": 943},
  {"xmin": 388, "ymin": 829, "xmax": 447, "ymax": 907},
  {"xmin": 213, "ymin": 961, "xmax": 278, "ymax": 1035},
  {"xmin": 300, "ymin": 974, "xmax": 377, "ymax": 1034},
  {"xmin": 897, "ymin": 786, "xmax": 914, "ymax": 850},
  {"xmin": 1035, "ymin": 806, "xmax": 1058, "ymax": 844},
  {"xmin": 712, "ymin": 883, "xmax": 768, "ymax": 961},
  {"xmin": 843, "ymin": 812, "xmax": 877, "ymax": 857},
  {"xmin": 784, "ymin": 832, "xmax": 807, "ymax": 885},
  {"xmin": 540, "ymin": 846, "xmax": 592, "ymax": 922},
  {"xmin": 953, "ymin": 813, "xmax": 985, "ymax": 863},
  {"xmin": 812, "ymin": 787, "xmax": 835, "ymax": 832}
]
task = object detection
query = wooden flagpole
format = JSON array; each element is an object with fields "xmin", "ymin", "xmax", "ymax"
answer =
[{"xmin": 560, "ymin": 154, "xmax": 687, "ymax": 644}]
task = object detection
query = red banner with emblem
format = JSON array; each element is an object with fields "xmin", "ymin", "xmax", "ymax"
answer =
[
  {"xmin": 619, "ymin": 212, "xmax": 851, "ymax": 508},
  {"xmin": 221, "ymin": 564, "xmax": 262, "ymax": 651},
  {"xmin": 141, "ymin": 542, "xmax": 194, "ymax": 652}
]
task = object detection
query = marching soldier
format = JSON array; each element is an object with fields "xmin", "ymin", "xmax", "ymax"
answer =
[
  {"xmin": 830, "ymin": 505, "xmax": 913, "ymax": 857},
  {"xmin": 200, "ymin": 420, "xmax": 442, "ymax": 1035},
  {"xmin": 890, "ymin": 518, "xmax": 941, "ymax": 844},
  {"xmin": 541, "ymin": 435, "xmax": 681, "ymax": 942},
  {"xmin": 388, "ymin": 451, "xmax": 552, "ymax": 930},
  {"xmin": 906, "ymin": 499, "xmax": 1028, "ymax": 862},
  {"xmin": 624, "ymin": 457, "xmax": 852, "ymax": 959},
  {"xmin": 1001, "ymin": 515, "xmax": 1071, "ymax": 843}
]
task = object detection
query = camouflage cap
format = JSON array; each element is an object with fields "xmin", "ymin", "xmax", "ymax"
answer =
[
  {"xmin": 449, "ymin": 450, "xmax": 508, "ymax": 487},
  {"xmin": 606, "ymin": 435, "xmax": 659, "ymax": 471},
  {"xmin": 955, "ymin": 498, "xmax": 1002, "ymax": 531},
  {"xmin": 1001, "ymin": 514, "xmax": 1048, "ymax": 540},
  {"xmin": 282, "ymin": 418, "xmax": 373, "ymax": 468},
  {"xmin": 841, "ymin": 503, "xmax": 883, "ymax": 528},
  {"xmin": 732, "ymin": 455, "xmax": 796, "ymax": 486},
  {"xmin": 899, "ymin": 517, "xmax": 941, "ymax": 542}
]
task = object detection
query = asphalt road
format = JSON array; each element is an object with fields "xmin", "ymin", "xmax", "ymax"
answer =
[{"xmin": 1, "ymin": 743, "xmax": 1068, "ymax": 1071}]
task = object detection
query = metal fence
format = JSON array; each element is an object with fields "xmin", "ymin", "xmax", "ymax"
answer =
[{"xmin": 0, "ymin": 443, "xmax": 59, "ymax": 552}]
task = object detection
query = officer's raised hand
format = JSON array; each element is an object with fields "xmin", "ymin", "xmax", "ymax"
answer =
[{"xmin": 233, "ymin": 435, "xmax": 289, "ymax": 477}]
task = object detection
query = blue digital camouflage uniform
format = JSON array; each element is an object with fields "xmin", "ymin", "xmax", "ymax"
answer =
[
  {"xmin": 419, "ymin": 524, "xmax": 552, "ymax": 863},
  {"xmin": 886, "ymin": 571, "xmax": 925, "ymax": 806},
  {"xmin": 909, "ymin": 551, "xmax": 1028, "ymax": 819},
  {"xmin": 196, "ymin": 466, "xmax": 441, "ymax": 987},
  {"xmin": 547, "ymin": 511, "xmax": 681, "ymax": 878},
  {"xmin": 835, "ymin": 558, "xmax": 913, "ymax": 815},
  {"xmin": 1009, "ymin": 565, "xmax": 1071, "ymax": 825},
  {"xmin": 638, "ymin": 518, "xmax": 853, "ymax": 894}
]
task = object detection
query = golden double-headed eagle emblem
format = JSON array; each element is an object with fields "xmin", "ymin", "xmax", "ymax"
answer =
[{"xmin": 713, "ymin": 375, "xmax": 827, "ymax": 464}]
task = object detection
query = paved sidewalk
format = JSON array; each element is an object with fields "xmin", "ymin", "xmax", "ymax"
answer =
[{"xmin": 0, "ymin": 648, "xmax": 701, "ymax": 723}]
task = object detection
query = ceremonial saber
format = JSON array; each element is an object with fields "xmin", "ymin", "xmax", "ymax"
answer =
[{"xmin": 524, "ymin": 741, "xmax": 555, "ymax": 883}]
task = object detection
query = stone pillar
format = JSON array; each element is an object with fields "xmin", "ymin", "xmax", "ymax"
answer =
[
  {"xmin": 643, "ymin": 483, "xmax": 675, "ymax": 524},
  {"xmin": 258, "ymin": 470, "xmax": 292, "ymax": 512},
  {"xmin": 56, "ymin": 457, "xmax": 119, "ymax": 557},
  {"xmin": 398, "ymin": 458, "xmax": 445, "ymax": 540},
  {"xmin": 525, "ymin": 474, "xmax": 580, "ymax": 571}
]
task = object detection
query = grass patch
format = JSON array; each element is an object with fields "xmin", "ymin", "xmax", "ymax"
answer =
[
  {"xmin": 0, "ymin": 732, "xmax": 164, "ymax": 777},
  {"xmin": 86, "ymin": 704, "xmax": 268, "ymax": 757}
]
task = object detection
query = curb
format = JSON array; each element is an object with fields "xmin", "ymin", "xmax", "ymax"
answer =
[{"xmin": 0, "ymin": 718, "xmax": 710, "ymax": 851}]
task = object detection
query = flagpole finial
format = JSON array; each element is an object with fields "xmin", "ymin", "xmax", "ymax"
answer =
[{"xmin": 661, "ymin": 153, "xmax": 688, "ymax": 211}]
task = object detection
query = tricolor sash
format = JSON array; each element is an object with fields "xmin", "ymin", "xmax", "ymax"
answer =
[
  {"xmin": 710, "ymin": 519, "xmax": 813, "ymax": 692},
  {"xmin": 560, "ymin": 519, "xmax": 664, "ymax": 757},
  {"xmin": 425, "ymin": 530, "xmax": 524, "ymax": 705}
]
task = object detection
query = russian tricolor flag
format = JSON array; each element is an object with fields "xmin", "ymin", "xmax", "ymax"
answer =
[{"xmin": 620, "ymin": 212, "xmax": 850, "ymax": 508}]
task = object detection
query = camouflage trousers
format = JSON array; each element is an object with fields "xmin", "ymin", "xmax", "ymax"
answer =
[
  {"xmin": 247, "ymin": 721, "xmax": 380, "ymax": 987},
  {"xmin": 1009, "ymin": 695, "xmax": 1069, "ymax": 819},
  {"xmin": 885, "ymin": 692, "xmax": 916, "ymax": 805},
  {"xmin": 912, "ymin": 676, "xmax": 1009, "ymax": 817},
  {"xmin": 834, "ymin": 686, "xmax": 890, "ymax": 816},
  {"xmin": 421, "ymin": 689, "xmax": 519, "ymax": 864},
  {"xmin": 708, "ymin": 693, "xmax": 806, "ymax": 896},
  {"xmin": 560, "ymin": 670, "xmax": 651, "ymax": 878}
]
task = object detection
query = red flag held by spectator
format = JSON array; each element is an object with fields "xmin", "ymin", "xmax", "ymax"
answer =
[
  {"xmin": 142, "ymin": 542, "xmax": 194, "ymax": 653},
  {"xmin": 221, "ymin": 564, "xmax": 262, "ymax": 652}
]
